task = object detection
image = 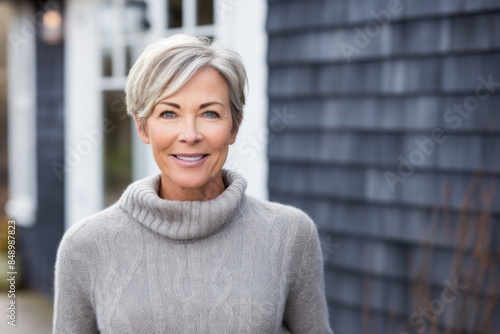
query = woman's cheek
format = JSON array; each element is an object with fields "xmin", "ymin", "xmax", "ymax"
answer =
[
  {"xmin": 151, "ymin": 124, "xmax": 176, "ymax": 144},
  {"xmin": 204, "ymin": 122, "xmax": 233, "ymax": 141}
]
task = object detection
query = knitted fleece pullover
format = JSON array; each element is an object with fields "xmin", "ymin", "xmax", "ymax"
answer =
[{"xmin": 53, "ymin": 169, "xmax": 333, "ymax": 334}]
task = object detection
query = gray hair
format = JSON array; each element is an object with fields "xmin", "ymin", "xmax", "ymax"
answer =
[{"xmin": 125, "ymin": 34, "xmax": 247, "ymax": 133}]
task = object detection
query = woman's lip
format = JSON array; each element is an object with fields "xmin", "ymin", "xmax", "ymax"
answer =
[
  {"xmin": 172, "ymin": 153, "xmax": 208, "ymax": 157},
  {"xmin": 170, "ymin": 154, "xmax": 209, "ymax": 167}
]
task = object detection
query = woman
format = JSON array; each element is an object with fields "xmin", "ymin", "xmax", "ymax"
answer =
[{"xmin": 53, "ymin": 34, "xmax": 333, "ymax": 334}]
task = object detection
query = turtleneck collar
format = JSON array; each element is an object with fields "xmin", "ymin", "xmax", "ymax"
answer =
[{"xmin": 119, "ymin": 169, "xmax": 247, "ymax": 241}]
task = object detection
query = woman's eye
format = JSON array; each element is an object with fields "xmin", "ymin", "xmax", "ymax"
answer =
[
  {"xmin": 203, "ymin": 110, "xmax": 220, "ymax": 118},
  {"xmin": 160, "ymin": 111, "xmax": 176, "ymax": 118}
]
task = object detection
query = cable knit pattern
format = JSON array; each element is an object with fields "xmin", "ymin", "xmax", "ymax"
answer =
[{"xmin": 53, "ymin": 170, "xmax": 333, "ymax": 334}]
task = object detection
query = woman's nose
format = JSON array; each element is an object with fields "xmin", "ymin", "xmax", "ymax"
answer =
[{"xmin": 177, "ymin": 118, "xmax": 203, "ymax": 145}]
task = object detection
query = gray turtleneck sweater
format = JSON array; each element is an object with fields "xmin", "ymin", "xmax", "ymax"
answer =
[{"xmin": 53, "ymin": 170, "xmax": 333, "ymax": 333}]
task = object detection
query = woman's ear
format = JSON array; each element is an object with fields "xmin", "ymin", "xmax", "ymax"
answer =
[
  {"xmin": 229, "ymin": 125, "xmax": 239, "ymax": 145},
  {"xmin": 133, "ymin": 114, "xmax": 150, "ymax": 144}
]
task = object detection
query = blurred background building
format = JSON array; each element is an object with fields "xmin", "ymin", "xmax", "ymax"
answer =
[
  {"xmin": 267, "ymin": 1, "xmax": 500, "ymax": 333},
  {"xmin": 0, "ymin": 0, "xmax": 499, "ymax": 333}
]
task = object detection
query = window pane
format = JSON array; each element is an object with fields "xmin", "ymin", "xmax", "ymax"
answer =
[
  {"xmin": 126, "ymin": 46, "xmax": 133, "ymax": 75},
  {"xmin": 197, "ymin": 0, "xmax": 213, "ymax": 26},
  {"xmin": 124, "ymin": 1, "xmax": 149, "ymax": 33},
  {"xmin": 168, "ymin": 0, "xmax": 183, "ymax": 28},
  {"xmin": 103, "ymin": 91, "xmax": 131, "ymax": 206},
  {"xmin": 102, "ymin": 49, "xmax": 113, "ymax": 77}
]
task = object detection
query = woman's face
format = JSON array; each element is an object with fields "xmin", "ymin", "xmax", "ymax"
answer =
[{"xmin": 136, "ymin": 68, "xmax": 238, "ymax": 200}]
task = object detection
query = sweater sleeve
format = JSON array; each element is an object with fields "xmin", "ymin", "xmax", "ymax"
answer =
[
  {"xmin": 52, "ymin": 225, "xmax": 99, "ymax": 334},
  {"xmin": 283, "ymin": 216, "xmax": 333, "ymax": 334}
]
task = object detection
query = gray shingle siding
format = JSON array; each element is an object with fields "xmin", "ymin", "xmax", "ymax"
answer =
[{"xmin": 267, "ymin": 1, "xmax": 500, "ymax": 333}]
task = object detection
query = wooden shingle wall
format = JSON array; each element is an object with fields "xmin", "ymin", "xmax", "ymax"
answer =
[{"xmin": 266, "ymin": 1, "xmax": 500, "ymax": 333}]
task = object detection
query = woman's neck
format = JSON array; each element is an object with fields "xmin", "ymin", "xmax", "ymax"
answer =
[{"xmin": 159, "ymin": 174, "xmax": 226, "ymax": 201}]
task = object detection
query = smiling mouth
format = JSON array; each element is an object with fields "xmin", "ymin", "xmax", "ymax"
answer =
[{"xmin": 172, "ymin": 154, "xmax": 208, "ymax": 162}]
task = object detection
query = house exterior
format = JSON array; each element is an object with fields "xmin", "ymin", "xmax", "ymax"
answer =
[
  {"xmin": 2, "ymin": 0, "xmax": 499, "ymax": 333},
  {"xmin": 267, "ymin": 0, "xmax": 500, "ymax": 333}
]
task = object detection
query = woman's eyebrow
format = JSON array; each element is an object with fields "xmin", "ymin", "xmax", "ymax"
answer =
[
  {"xmin": 199, "ymin": 101, "xmax": 224, "ymax": 109},
  {"xmin": 157, "ymin": 101, "xmax": 224, "ymax": 109},
  {"xmin": 158, "ymin": 102, "xmax": 181, "ymax": 108}
]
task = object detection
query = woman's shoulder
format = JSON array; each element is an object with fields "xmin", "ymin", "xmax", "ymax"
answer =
[
  {"xmin": 58, "ymin": 203, "xmax": 126, "ymax": 252},
  {"xmin": 241, "ymin": 195, "xmax": 317, "ymax": 235}
]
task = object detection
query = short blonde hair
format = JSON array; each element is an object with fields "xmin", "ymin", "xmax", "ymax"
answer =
[{"xmin": 125, "ymin": 34, "xmax": 247, "ymax": 133}]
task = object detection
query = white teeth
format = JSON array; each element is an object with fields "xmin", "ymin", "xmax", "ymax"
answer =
[{"xmin": 176, "ymin": 155, "xmax": 204, "ymax": 161}]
